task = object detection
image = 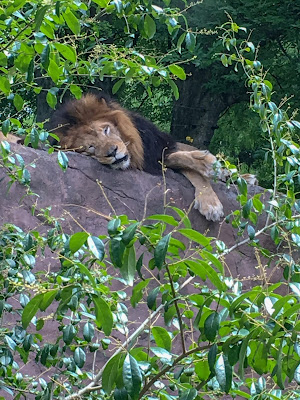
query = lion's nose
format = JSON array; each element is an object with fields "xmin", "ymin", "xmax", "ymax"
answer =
[{"xmin": 107, "ymin": 146, "xmax": 118, "ymax": 158}]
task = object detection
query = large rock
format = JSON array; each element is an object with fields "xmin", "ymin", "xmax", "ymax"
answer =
[
  {"xmin": 0, "ymin": 144, "xmax": 282, "ymax": 397},
  {"xmin": 0, "ymin": 144, "xmax": 278, "ymax": 287}
]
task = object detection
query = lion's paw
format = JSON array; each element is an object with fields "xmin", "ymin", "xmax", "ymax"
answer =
[
  {"xmin": 191, "ymin": 152, "xmax": 221, "ymax": 179},
  {"xmin": 241, "ymin": 173, "xmax": 258, "ymax": 185},
  {"xmin": 194, "ymin": 195, "xmax": 224, "ymax": 222}
]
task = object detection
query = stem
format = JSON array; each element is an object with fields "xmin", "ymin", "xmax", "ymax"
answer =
[
  {"xmin": 138, "ymin": 344, "xmax": 211, "ymax": 399},
  {"xmin": 264, "ymin": 123, "xmax": 277, "ymax": 228},
  {"xmin": 166, "ymin": 264, "xmax": 186, "ymax": 354},
  {"xmin": 0, "ymin": 23, "xmax": 32, "ymax": 52}
]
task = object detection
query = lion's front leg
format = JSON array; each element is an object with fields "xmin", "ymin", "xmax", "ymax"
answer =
[
  {"xmin": 166, "ymin": 149, "xmax": 218, "ymax": 179},
  {"xmin": 180, "ymin": 169, "xmax": 224, "ymax": 222}
]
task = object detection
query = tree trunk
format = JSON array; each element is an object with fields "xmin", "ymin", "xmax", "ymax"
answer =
[{"xmin": 170, "ymin": 65, "xmax": 242, "ymax": 149}]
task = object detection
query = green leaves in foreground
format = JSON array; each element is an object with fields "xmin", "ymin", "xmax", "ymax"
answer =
[
  {"xmin": 22, "ymin": 290, "xmax": 58, "ymax": 328},
  {"xmin": 215, "ymin": 354, "xmax": 232, "ymax": 393},
  {"xmin": 123, "ymin": 354, "xmax": 142, "ymax": 400},
  {"xmin": 92, "ymin": 295, "xmax": 113, "ymax": 336},
  {"xmin": 154, "ymin": 233, "xmax": 171, "ymax": 269}
]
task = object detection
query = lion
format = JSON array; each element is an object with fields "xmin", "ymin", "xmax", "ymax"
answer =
[{"xmin": 48, "ymin": 93, "xmax": 229, "ymax": 221}]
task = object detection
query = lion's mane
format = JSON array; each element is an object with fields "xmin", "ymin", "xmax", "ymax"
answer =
[{"xmin": 50, "ymin": 93, "xmax": 177, "ymax": 174}]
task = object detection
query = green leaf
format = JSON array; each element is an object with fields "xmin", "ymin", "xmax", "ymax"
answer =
[
  {"xmin": 147, "ymin": 286, "xmax": 160, "ymax": 310},
  {"xmin": 144, "ymin": 15, "xmax": 156, "ymax": 39},
  {"xmin": 185, "ymin": 260, "xmax": 206, "ymax": 280},
  {"xmin": 221, "ymin": 54, "xmax": 228, "ymax": 67},
  {"xmin": 112, "ymin": 79, "xmax": 124, "ymax": 94},
  {"xmin": 150, "ymin": 347, "xmax": 172, "ymax": 363},
  {"xmin": 136, "ymin": 253, "xmax": 144, "ymax": 279},
  {"xmin": 77, "ymin": 262, "xmax": 97, "ymax": 289},
  {"xmin": 275, "ymin": 339, "xmax": 285, "ymax": 389},
  {"xmin": 13, "ymin": 94, "xmax": 24, "ymax": 111},
  {"xmin": 88, "ymin": 236, "xmax": 105, "ymax": 260},
  {"xmin": 63, "ymin": 9, "xmax": 80, "ymax": 35},
  {"xmin": 102, "ymin": 353, "xmax": 122, "ymax": 394},
  {"xmin": 123, "ymin": 354, "xmax": 142, "ymax": 400},
  {"xmin": 179, "ymin": 388, "xmax": 197, "ymax": 400},
  {"xmin": 74, "ymin": 347, "xmax": 86, "ymax": 368},
  {"xmin": 2, "ymin": 119, "xmax": 11, "ymax": 135},
  {"xmin": 152, "ymin": 327, "xmax": 172, "ymax": 352},
  {"xmin": 63, "ymin": 325, "xmax": 76, "ymax": 345},
  {"xmin": 208, "ymin": 343, "xmax": 217, "ymax": 374},
  {"xmin": 35, "ymin": 5, "xmax": 49, "ymax": 31},
  {"xmin": 108, "ymin": 218, "xmax": 121, "ymax": 236},
  {"xmin": 242, "ymin": 199, "xmax": 252, "ymax": 219},
  {"xmin": 154, "ymin": 233, "xmax": 171, "ymax": 269},
  {"xmin": 110, "ymin": 238, "xmax": 125, "ymax": 268},
  {"xmin": 41, "ymin": 44, "xmax": 50, "ymax": 70},
  {"xmin": 122, "ymin": 222, "xmax": 138, "ymax": 245},
  {"xmin": 177, "ymin": 33, "xmax": 186, "ymax": 53},
  {"xmin": 215, "ymin": 354, "xmax": 232, "ymax": 393},
  {"xmin": 46, "ymin": 90, "xmax": 57, "ymax": 109},
  {"xmin": 83, "ymin": 322, "xmax": 95, "ymax": 342},
  {"xmin": 146, "ymin": 214, "xmax": 178, "ymax": 226},
  {"xmin": 247, "ymin": 225, "xmax": 255, "ymax": 240},
  {"xmin": 40, "ymin": 290, "xmax": 58, "ymax": 311},
  {"xmin": 290, "ymin": 282, "xmax": 300, "ymax": 297},
  {"xmin": 93, "ymin": 0, "xmax": 109, "ymax": 5},
  {"xmin": 178, "ymin": 229, "xmax": 211, "ymax": 247},
  {"xmin": 168, "ymin": 64, "xmax": 186, "ymax": 80},
  {"xmin": 251, "ymin": 342, "xmax": 268, "ymax": 374},
  {"xmin": 92, "ymin": 294, "xmax": 113, "ymax": 335},
  {"xmin": 114, "ymin": 388, "xmax": 129, "ymax": 400},
  {"xmin": 169, "ymin": 79, "xmax": 179, "ymax": 100},
  {"xmin": 131, "ymin": 279, "xmax": 150, "ymax": 308},
  {"xmin": 48, "ymin": 59, "xmax": 60, "ymax": 83},
  {"xmin": 201, "ymin": 250, "xmax": 224, "ymax": 274},
  {"xmin": 237, "ymin": 177, "xmax": 247, "ymax": 196},
  {"xmin": 120, "ymin": 245, "xmax": 136, "ymax": 286},
  {"xmin": 69, "ymin": 232, "xmax": 88, "ymax": 253},
  {"xmin": 26, "ymin": 59, "xmax": 34, "ymax": 83},
  {"xmin": 22, "ymin": 294, "xmax": 43, "ymax": 328},
  {"xmin": 204, "ymin": 312, "xmax": 220, "ymax": 342},
  {"xmin": 185, "ymin": 32, "xmax": 196, "ymax": 52},
  {"xmin": 70, "ymin": 84, "xmax": 82, "ymax": 99},
  {"xmin": 57, "ymin": 151, "xmax": 68, "ymax": 170},
  {"xmin": 55, "ymin": 43, "xmax": 77, "ymax": 63},
  {"xmin": 0, "ymin": 76, "xmax": 10, "ymax": 95}
]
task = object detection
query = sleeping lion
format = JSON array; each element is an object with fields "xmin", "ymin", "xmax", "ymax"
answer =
[{"xmin": 48, "ymin": 93, "xmax": 227, "ymax": 221}]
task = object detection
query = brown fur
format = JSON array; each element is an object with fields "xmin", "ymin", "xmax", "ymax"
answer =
[
  {"xmin": 55, "ymin": 94, "xmax": 144, "ymax": 170},
  {"xmin": 0, "ymin": 131, "xmax": 22, "ymax": 144}
]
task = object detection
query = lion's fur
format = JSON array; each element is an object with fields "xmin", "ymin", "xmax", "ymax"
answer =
[
  {"xmin": 50, "ymin": 94, "xmax": 146, "ymax": 169},
  {"xmin": 0, "ymin": 131, "xmax": 22, "ymax": 144},
  {"xmin": 49, "ymin": 93, "xmax": 177, "ymax": 174}
]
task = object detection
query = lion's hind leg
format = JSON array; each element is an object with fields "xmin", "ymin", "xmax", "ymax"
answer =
[{"xmin": 181, "ymin": 169, "xmax": 224, "ymax": 222}]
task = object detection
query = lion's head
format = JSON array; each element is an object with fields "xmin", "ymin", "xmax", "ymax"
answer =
[
  {"xmin": 50, "ymin": 94, "xmax": 144, "ymax": 170},
  {"xmin": 60, "ymin": 120, "xmax": 131, "ymax": 170}
]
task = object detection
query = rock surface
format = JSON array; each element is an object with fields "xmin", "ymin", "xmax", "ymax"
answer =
[
  {"xmin": 1, "ymin": 144, "xmax": 277, "ymax": 286},
  {"xmin": 0, "ymin": 144, "xmax": 281, "ymax": 397}
]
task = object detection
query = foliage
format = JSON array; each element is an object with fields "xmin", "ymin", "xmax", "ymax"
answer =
[
  {"xmin": 210, "ymin": 103, "xmax": 274, "ymax": 187},
  {"xmin": 1, "ymin": 1, "xmax": 300, "ymax": 399},
  {"xmin": 0, "ymin": 0, "xmax": 197, "ymax": 133}
]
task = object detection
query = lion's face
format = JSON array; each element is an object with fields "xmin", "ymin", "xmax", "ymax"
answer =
[{"xmin": 66, "ymin": 121, "xmax": 131, "ymax": 170}]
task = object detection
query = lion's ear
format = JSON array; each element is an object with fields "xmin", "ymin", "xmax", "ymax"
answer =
[{"xmin": 103, "ymin": 125, "xmax": 110, "ymax": 135}]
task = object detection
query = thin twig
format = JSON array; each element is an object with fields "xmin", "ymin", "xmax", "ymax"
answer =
[{"xmin": 166, "ymin": 264, "xmax": 186, "ymax": 354}]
